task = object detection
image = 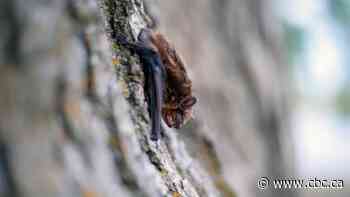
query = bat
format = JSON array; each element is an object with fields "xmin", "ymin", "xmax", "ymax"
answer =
[
  {"xmin": 150, "ymin": 32, "xmax": 197, "ymax": 129},
  {"xmin": 116, "ymin": 28, "xmax": 196, "ymax": 141}
]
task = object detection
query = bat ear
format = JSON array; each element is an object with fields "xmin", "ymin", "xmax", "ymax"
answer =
[{"xmin": 180, "ymin": 96, "xmax": 197, "ymax": 109}]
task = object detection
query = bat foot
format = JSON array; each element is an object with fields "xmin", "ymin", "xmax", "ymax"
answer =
[
  {"xmin": 150, "ymin": 132, "xmax": 159, "ymax": 141},
  {"xmin": 150, "ymin": 128, "xmax": 166, "ymax": 142}
]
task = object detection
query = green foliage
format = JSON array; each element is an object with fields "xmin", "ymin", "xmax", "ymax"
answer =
[
  {"xmin": 329, "ymin": 0, "xmax": 350, "ymax": 25},
  {"xmin": 283, "ymin": 23, "xmax": 305, "ymax": 63},
  {"xmin": 335, "ymin": 85, "xmax": 350, "ymax": 117}
]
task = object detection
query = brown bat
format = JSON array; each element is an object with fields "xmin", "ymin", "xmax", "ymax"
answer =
[
  {"xmin": 116, "ymin": 28, "xmax": 196, "ymax": 141},
  {"xmin": 150, "ymin": 32, "xmax": 197, "ymax": 129}
]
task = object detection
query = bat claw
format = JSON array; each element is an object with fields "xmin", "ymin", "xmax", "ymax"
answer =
[{"xmin": 150, "ymin": 132, "xmax": 159, "ymax": 141}]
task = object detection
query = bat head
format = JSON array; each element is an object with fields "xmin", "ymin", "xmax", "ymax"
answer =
[{"xmin": 162, "ymin": 96, "xmax": 197, "ymax": 128}]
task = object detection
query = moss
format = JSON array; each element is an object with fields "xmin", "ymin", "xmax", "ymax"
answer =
[
  {"xmin": 160, "ymin": 169, "xmax": 169, "ymax": 177},
  {"xmin": 100, "ymin": 1, "xmax": 205, "ymax": 196},
  {"xmin": 215, "ymin": 178, "xmax": 237, "ymax": 197},
  {"xmin": 172, "ymin": 191, "xmax": 182, "ymax": 197}
]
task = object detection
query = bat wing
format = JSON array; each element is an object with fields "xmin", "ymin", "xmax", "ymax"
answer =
[{"xmin": 148, "ymin": 57, "xmax": 165, "ymax": 141}]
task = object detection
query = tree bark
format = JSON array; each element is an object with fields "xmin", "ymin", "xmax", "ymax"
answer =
[{"xmin": 0, "ymin": 0, "xmax": 294, "ymax": 197}]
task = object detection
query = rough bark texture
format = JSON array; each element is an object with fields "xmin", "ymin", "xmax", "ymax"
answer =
[{"xmin": 0, "ymin": 0, "xmax": 294, "ymax": 197}]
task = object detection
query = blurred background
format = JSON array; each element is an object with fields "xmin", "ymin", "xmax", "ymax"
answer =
[
  {"xmin": 0, "ymin": 0, "xmax": 349, "ymax": 197},
  {"xmin": 280, "ymin": 0, "xmax": 350, "ymax": 196},
  {"xmin": 280, "ymin": 0, "xmax": 350, "ymax": 176},
  {"xmin": 281, "ymin": 0, "xmax": 350, "ymax": 190}
]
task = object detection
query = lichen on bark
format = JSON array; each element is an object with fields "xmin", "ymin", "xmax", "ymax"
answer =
[{"xmin": 99, "ymin": 0, "xmax": 223, "ymax": 196}]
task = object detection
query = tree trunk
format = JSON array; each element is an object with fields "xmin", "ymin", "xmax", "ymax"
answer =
[{"xmin": 0, "ymin": 0, "xmax": 294, "ymax": 197}]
